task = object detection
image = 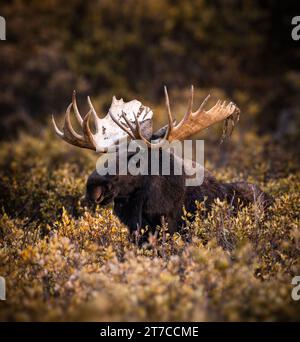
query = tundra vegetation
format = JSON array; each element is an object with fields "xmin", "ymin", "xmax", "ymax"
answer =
[{"xmin": 0, "ymin": 117, "xmax": 299, "ymax": 321}]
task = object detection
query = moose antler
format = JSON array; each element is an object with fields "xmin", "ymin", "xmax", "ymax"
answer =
[
  {"xmin": 53, "ymin": 87, "xmax": 240, "ymax": 152},
  {"xmin": 52, "ymin": 92, "xmax": 153, "ymax": 152},
  {"xmin": 52, "ymin": 91, "xmax": 97, "ymax": 151},
  {"xmin": 109, "ymin": 86, "xmax": 240, "ymax": 148},
  {"xmin": 163, "ymin": 85, "xmax": 240, "ymax": 142}
]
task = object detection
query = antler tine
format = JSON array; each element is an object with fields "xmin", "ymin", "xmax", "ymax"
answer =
[
  {"xmin": 72, "ymin": 90, "xmax": 83, "ymax": 125},
  {"xmin": 65, "ymin": 103, "xmax": 84, "ymax": 140},
  {"xmin": 164, "ymin": 86, "xmax": 175, "ymax": 130},
  {"xmin": 195, "ymin": 94, "xmax": 211, "ymax": 115},
  {"xmin": 132, "ymin": 111, "xmax": 149, "ymax": 145},
  {"xmin": 52, "ymin": 115, "xmax": 64, "ymax": 137},
  {"xmin": 109, "ymin": 110, "xmax": 136, "ymax": 139},
  {"xmin": 82, "ymin": 109, "xmax": 97, "ymax": 150},
  {"xmin": 121, "ymin": 111, "xmax": 135, "ymax": 133},
  {"xmin": 87, "ymin": 96, "xmax": 100, "ymax": 133}
]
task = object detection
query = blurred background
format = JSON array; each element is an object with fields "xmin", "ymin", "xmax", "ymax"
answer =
[{"xmin": 0, "ymin": 0, "xmax": 299, "ymax": 152}]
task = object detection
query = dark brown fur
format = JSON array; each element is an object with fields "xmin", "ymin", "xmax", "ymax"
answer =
[{"xmin": 86, "ymin": 148, "xmax": 273, "ymax": 235}]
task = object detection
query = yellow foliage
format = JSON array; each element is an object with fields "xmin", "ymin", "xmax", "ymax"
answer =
[{"xmin": 0, "ymin": 128, "xmax": 299, "ymax": 321}]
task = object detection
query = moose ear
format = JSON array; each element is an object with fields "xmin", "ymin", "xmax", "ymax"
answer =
[
  {"xmin": 151, "ymin": 125, "xmax": 168, "ymax": 140},
  {"xmin": 139, "ymin": 119, "xmax": 153, "ymax": 141}
]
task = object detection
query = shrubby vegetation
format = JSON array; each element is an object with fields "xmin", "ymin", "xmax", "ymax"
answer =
[
  {"xmin": 0, "ymin": 0, "xmax": 299, "ymax": 322},
  {"xmin": 0, "ymin": 124, "xmax": 299, "ymax": 321}
]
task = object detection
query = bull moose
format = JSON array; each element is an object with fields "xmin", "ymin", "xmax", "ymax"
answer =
[{"xmin": 52, "ymin": 86, "xmax": 272, "ymax": 236}]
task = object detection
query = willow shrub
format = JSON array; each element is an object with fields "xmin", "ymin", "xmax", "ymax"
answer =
[{"xmin": 0, "ymin": 128, "xmax": 299, "ymax": 321}]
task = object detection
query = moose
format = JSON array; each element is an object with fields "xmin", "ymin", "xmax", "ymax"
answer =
[{"xmin": 52, "ymin": 86, "xmax": 272, "ymax": 236}]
